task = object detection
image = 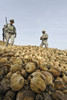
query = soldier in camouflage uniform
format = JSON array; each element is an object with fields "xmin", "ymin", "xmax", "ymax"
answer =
[
  {"xmin": 40, "ymin": 30, "xmax": 48, "ymax": 48},
  {"xmin": 3, "ymin": 19, "xmax": 16, "ymax": 46}
]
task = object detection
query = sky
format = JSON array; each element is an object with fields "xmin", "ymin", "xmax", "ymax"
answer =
[{"xmin": 0, "ymin": 0, "xmax": 67, "ymax": 50}]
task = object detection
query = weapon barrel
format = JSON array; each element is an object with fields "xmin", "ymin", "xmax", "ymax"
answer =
[{"xmin": 5, "ymin": 17, "xmax": 7, "ymax": 24}]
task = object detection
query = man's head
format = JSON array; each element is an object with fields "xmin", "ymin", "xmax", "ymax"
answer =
[
  {"xmin": 9, "ymin": 19, "xmax": 14, "ymax": 25},
  {"xmin": 42, "ymin": 30, "xmax": 46, "ymax": 34}
]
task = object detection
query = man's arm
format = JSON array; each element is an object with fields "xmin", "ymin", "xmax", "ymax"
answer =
[
  {"xmin": 14, "ymin": 26, "xmax": 17, "ymax": 38},
  {"xmin": 42, "ymin": 34, "xmax": 48, "ymax": 40},
  {"xmin": 45, "ymin": 34, "xmax": 48, "ymax": 39},
  {"xmin": 40, "ymin": 35, "xmax": 43, "ymax": 40}
]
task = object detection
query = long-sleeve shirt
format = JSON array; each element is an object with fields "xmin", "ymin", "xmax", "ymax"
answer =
[
  {"xmin": 3, "ymin": 23, "xmax": 16, "ymax": 35},
  {"xmin": 41, "ymin": 33, "xmax": 48, "ymax": 41}
]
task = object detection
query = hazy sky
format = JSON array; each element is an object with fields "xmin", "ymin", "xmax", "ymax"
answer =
[{"xmin": 0, "ymin": 0, "xmax": 67, "ymax": 49}]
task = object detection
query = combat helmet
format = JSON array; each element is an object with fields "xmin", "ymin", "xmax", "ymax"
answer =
[
  {"xmin": 42, "ymin": 30, "xmax": 46, "ymax": 33},
  {"xmin": 10, "ymin": 19, "xmax": 14, "ymax": 23}
]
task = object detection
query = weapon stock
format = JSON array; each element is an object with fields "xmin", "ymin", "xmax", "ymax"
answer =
[{"xmin": 2, "ymin": 28, "xmax": 5, "ymax": 42}]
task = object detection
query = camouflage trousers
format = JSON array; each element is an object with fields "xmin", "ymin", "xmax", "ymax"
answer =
[
  {"xmin": 5, "ymin": 33, "xmax": 15, "ymax": 46},
  {"xmin": 40, "ymin": 40, "xmax": 48, "ymax": 48}
]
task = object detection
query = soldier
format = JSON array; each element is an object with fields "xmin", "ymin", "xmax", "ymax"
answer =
[
  {"xmin": 40, "ymin": 30, "xmax": 48, "ymax": 48},
  {"xmin": 3, "ymin": 19, "xmax": 16, "ymax": 46}
]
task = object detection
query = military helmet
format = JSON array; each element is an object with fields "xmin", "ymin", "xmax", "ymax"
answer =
[
  {"xmin": 42, "ymin": 30, "xmax": 46, "ymax": 33},
  {"xmin": 10, "ymin": 19, "xmax": 14, "ymax": 23}
]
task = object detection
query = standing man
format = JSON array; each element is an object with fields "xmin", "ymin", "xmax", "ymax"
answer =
[
  {"xmin": 40, "ymin": 30, "xmax": 48, "ymax": 48},
  {"xmin": 3, "ymin": 19, "xmax": 17, "ymax": 46}
]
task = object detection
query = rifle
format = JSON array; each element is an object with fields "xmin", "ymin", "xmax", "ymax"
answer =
[
  {"xmin": 2, "ymin": 27, "xmax": 5, "ymax": 42},
  {"xmin": 2, "ymin": 17, "xmax": 8, "ymax": 42},
  {"xmin": 5, "ymin": 17, "xmax": 7, "ymax": 24}
]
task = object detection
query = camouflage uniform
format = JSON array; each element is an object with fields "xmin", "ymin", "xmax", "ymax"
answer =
[
  {"xmin": 3, "ymin": 19, "xmax": 16, "ymax": 46},
  {"xmin": 40, "ymin": 30, "xmax": 48, "ymax": 48}
]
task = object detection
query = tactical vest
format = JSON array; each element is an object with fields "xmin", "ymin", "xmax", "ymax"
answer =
[
  {"xmin": 42, "ymin": 34, "xmax": 48, "ymax": 41},
  {"xmin": 7, "ymin": 24, "xmax": 15, "ymax": 34}
]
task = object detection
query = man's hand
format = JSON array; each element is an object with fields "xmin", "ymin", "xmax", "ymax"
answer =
[{"xmin": 40, "ymin": 37, "xmax": 42, "ymax": 40}]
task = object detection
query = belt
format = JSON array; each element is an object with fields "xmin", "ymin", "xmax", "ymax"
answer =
[
  {"xmin": 9, "ymin": 32, "xmax": 15, "ymax": 34},
  {"xmin": 43, "ymin": 38, "xmax": 47, "ymax": 40}
]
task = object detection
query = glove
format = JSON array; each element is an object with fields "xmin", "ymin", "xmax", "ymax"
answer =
[{"xmin": 40, "ymin": 37, "xmax": 42, "ymax": 40}]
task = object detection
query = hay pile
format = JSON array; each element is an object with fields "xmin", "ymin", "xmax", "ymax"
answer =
[{"xmin": 0, "ymin": 45, "xmax": 67, "ymax": 100}]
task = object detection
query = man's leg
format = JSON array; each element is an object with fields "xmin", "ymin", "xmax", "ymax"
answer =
[
  {"xmin": 5, "ymin": 33, "xmax": 10, "ymax": 46},
  {"xmin": 40, "ymin": 41, "xmax": 43, "ymax": 47},
  {"xmin": 11, "ymin": 34, "xmax": 15, "ymax": 45},
  {"xmin": 43, "ymin": 41, "xmax": 48, "ymax": 48},
  {"xmin": 45, "ymin": 43, "xmax": 48, "ymax": 48}
]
